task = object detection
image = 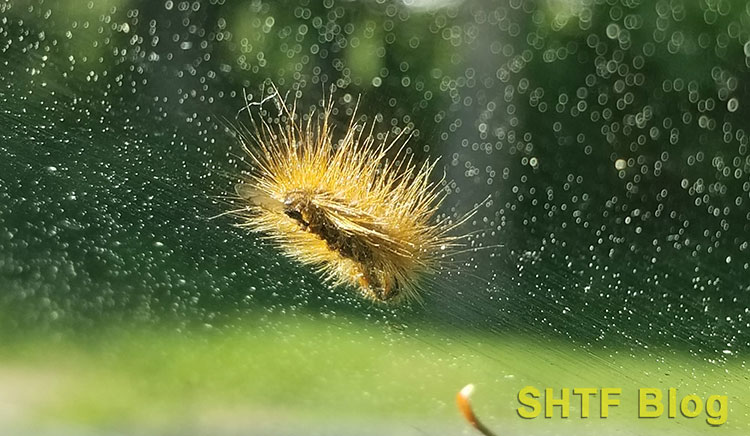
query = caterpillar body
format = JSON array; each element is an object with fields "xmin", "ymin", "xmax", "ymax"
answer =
[{"xmin": 227, "ymin": 89, "xmax": 478, "ymax": 304}]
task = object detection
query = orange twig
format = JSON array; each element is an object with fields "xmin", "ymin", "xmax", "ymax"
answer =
[{"xmin": 456, "ymin": 384, "xmax": 498, "ymax": 436}]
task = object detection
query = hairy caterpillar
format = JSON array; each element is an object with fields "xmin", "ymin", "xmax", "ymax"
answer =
[{"xmin": 224, "ymin": 87, "xmax": 481, "ymax": 304}]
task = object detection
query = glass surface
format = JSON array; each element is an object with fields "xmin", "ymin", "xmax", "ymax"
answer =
[{"xmin": 0, "ymin": 0, "xmax": 748, "ymax": 435}]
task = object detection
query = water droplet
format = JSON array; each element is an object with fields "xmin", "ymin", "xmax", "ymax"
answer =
[{"xmin": 727, "ymin": 98, "xmax": 738, "ymax": 112}]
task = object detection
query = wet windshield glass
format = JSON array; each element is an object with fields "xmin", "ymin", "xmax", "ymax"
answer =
[{"xmin": 1, "ymin": 1, "xmax": 747, "ymax": 435}]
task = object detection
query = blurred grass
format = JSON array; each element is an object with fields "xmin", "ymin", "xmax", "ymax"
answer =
[{"xmin": 0, "ymin": 312, "xmax": 747, "ymax": 435}]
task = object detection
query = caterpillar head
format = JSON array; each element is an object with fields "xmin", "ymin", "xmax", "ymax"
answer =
[{"xmin": 283, "ymin": 190, "xmax": 314, "ymax": 228}]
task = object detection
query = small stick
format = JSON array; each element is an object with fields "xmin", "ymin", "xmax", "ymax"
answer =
[{"xmin": 456, "ymin": 384, "xmax": 498, "ymax": 436}]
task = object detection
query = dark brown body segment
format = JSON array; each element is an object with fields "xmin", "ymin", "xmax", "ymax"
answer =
[{"xmin": 282, "ymin": 190, "xmax": 399, "ymax": 301}]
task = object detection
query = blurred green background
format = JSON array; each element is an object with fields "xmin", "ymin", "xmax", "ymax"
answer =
[{"xmin": 0, "ymin": 0, "xmax": 748, "ymax": 434}]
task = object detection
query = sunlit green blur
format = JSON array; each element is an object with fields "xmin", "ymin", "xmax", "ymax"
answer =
[{"xmin": 2, "ymin": 313, "xmax": 747, "ymax": 435}]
